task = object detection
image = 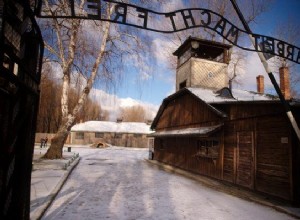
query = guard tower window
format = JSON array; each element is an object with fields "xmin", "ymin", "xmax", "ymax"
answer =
[
  {"xmin": 179, "ymin": 80, "xmax": 187, "ymax": 89},
  {"xmin": 178, "ymin": 48, "xmax": 191, "ymax": 66},
  {"xmin": 193, "ymin": 44, "xmax": 226, "ymax": 63},
  {"xmin": 173, "ymin": 38, "xmax": 232, "ymax": 67}
]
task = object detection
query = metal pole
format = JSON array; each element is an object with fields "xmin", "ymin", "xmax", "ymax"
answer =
[{"xmin": 229, "ymin": 0, "xmax": 300, "ymax": 141}]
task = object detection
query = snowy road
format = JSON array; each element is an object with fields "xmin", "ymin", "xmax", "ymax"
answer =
[{"xmin": 42, "ymin": 147, "xmax": 294, "ymax": 220}]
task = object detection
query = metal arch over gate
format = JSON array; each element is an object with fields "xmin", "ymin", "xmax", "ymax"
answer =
[
  {"xmin": 34, "ymin": 0, "xmax": 300, "ymax": 65},
  {"xmin": 33, "ymin": 0, "xmax": 300, "ymax": 141}
]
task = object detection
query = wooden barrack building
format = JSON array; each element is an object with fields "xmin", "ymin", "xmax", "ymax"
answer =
[{"xmin": 150, "ymin": 37, "xmax": 300, "ymax": 203}]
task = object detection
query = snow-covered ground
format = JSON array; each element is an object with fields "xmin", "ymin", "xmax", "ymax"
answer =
[{"xmin": 42, "ymin": 146, "xmax": 294, "ymax": 220}]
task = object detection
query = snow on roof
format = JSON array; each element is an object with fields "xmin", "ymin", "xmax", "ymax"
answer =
[
  {"xmin": 187, "ymin": 87, "xmax": 278, "ymax": 103},
  {"xmin": 71, "ymin": 121, "xmax": 152, "ymax": 134},
  {"xmin": 149, "ymin": 125, "xmax": 222, "ymax": 137}
]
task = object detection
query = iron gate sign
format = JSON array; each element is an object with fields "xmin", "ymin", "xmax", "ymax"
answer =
[{"xmin": 35, "ymin": 0, "xmax": 300, "ymax": 64}]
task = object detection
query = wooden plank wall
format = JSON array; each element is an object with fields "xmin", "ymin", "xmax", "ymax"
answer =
[
  {"xmin": 256, "ymin": 116, "xmax": 291, "ymax": 200},
  {"xmin": 228, "ymin": 103, "xmax": 284, "ymax": 120},
  {"xmin": 223, "ymin": 122, "xmax": 236, "ymax": 183},
  {"xmin": 221, "ymin": 103, "xmax": 292, "ymax": 200},
  {"xmin": 236, "ymin": 131, "xmax": 254, "ymax": 189},
  {"xmin": 154, "ymin": 98, "xmax": 296, "ymax": 201},
  {"xmin": 291, "ymin": 107, "xmax": 300, "ymax": 204},
  {"xmin": 156, "ymin": 93, "xmax": 221, "ymax": 130},
  {"xmin": 222, "ymin": 117, "xmax": 256, "ymax": 184},
  {"xmin": 154, "ymin": 137, "xmax": 222, "ymax": 179},
  {"xmin": 291, "ymin": 108, "xmax": 300, "ymax": 204}
]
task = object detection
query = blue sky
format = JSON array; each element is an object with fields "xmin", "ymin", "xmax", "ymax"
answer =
[
  {"xmin": 253, "ymin": 0, "xmax": 300, "ymax": 34},
  {"xmin": 106, "ymin": 0, "xmax": 300, "ymax": 107}
]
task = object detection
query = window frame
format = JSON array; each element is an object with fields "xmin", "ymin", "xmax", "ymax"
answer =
[
  {"xmin": 95, "ymin": 132, "xmax": 104, "ymax": 138},
  {"xmin": 159, "ymin": 139, "xmax": 164, "ymax": 150},
  {"xmin": 115, "ymin": 133, "xmax": 122, "ymax": 138},
  {"xmin": 133, "ymin": 133, "xmax": 142, "ymax": 138},
  {"xmin": 196, "ymin": 138, "xmax": 219, "ymax": 159},
  {"xmin": 75, "ymin": 132, "xmax": 84, "ymax": 140}
]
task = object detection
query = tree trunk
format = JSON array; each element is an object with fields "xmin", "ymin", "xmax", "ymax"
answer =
[
  {"xmin": 43, "ymin": 130, "xmax": 69, "ymax": 159},
  {"xmin": 43, "ymin": 114, "xmax": 75, "ymax": 159},
  {"xmin": 42, "ymin": 4, "xmax": 112, "ymax": 159}
]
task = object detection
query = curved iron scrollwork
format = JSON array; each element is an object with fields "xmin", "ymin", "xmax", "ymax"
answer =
[{"xmin": 34, "ymin": 0, "xmax": 300, "ymax": 65}]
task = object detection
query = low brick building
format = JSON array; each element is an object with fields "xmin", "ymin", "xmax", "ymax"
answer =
[{"xmin": 70, "ymin": 121, "xmax": 152, "ymax": 148}]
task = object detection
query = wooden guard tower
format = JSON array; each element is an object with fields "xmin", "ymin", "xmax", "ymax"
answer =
[{"xmin": 173, "ymin": 37, "xmax": 232, "ymax": 91}]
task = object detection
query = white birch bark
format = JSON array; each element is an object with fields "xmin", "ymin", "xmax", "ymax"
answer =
[{"xmin": 44, "ymin": 2, "xmax": 113, "ymax": 158}]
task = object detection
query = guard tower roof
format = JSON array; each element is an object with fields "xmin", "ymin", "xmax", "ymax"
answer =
[{"xmin": 173, "ymin": 37, "xmax": 232, "ymax": 57}]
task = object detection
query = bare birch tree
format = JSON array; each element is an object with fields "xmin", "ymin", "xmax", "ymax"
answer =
[
  {"xmin": 40, "ymin": 0, "xmax": 162, "ymax": 158},
  {"xmin": 40, "ymin": 1, "xmax": 121, "ymax": 158}
]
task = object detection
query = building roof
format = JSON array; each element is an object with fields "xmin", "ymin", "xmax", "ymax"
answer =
[
  {"xmin": 151, "ymin": 87, "xmax": 282, "ymax": 130},
  {"xmin": 148, "ymin": 124, "xmax": 222, "ymax": 137},
  {"xmin": 173, "ymin": 37, "xmax": 232, "ymax": 56},
  {"xmin": 188, "ymin": 87, "xmax": 279, "ymax": 104},
  {"xmin": 71, "ymin": 121, "xmax": 152, "ymax": 134}
]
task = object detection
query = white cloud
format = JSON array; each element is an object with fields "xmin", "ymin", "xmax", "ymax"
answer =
[
  {"xmin": 152, "ymin": 38, "xmax": 178, "ymax": 66},
  {"xmin": 90, "ymin": 88, "xmax": 159, "ymax": 121},
  {"xmin": 161, "ymin": 0, "xmax": 185, "ymax": 12},
  {"xmin": 140, "ymin": 72, "xmax": 151, "ymax": 81},
  {"xmin": 150, "ymin": 37, "xmax": 178, "ymax": 86},
  {"xmin": 122, "ymin": 51, "xmax": 154, "ymax": 83},
  {"xmin": 233, "ymin": 52, "xmax": 279, "ymax": 94}
]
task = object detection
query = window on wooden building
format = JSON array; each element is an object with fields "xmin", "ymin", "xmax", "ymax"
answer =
[
  {"xmin": 134, "ymin": 134, "xmax": 142, "ymax": 138},
  {"xmin": 115, "ymin": 133, "xmax": 122, "ymax": 138},
  {"xmin": 159, "ymin": 139, "xmax": 164, "ymax": 150},
  {"xmin": 95, "ymin": 132, "xmax": 104, "ymax": 138},
  {"xmin": 196, "ymin": 139, "xmax": 219, "ymax": 158},
  {"xmin": 75, "ymin": 132, "xmax": 84, "ymax": 140}
]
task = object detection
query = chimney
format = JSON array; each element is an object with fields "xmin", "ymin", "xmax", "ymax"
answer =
[
  {"xmin": 279, "ymin": 66, "xmax": 291, "ymax": 100},
  {"xmin": 256, "ymin": 75, "xmax": 264, "ymax": 94}
]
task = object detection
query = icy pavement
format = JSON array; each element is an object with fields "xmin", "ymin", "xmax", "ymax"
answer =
[
  {"xmin": 30, "ymin": 147, "xmax": 80, "ymax": 219},
  {"xmin": 39, "ymin": 146, "xmax": 296, "ymax": 220}
]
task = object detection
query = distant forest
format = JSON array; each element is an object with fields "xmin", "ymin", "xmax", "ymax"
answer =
[
  {"xmin": 37, "ymin": 72, "xmax": 150, "ymax": 133},
  {"xmin": 36, "ymin": 72, "xmax": 107, "ymax": 133}
]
